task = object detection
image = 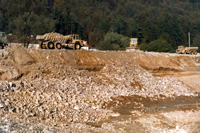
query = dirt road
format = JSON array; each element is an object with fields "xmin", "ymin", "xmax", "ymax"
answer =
[{"xmin": 0, "ymin": 46, "xmax": 199, "ymax": 132}]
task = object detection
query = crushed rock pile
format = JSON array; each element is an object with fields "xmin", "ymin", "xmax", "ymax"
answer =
[
  {"xmin": 0, "ymin": 112, "xmax": 70, "ymax": 132},
  {"xmin": 0, "ymin": 46, "xmax": 199, "ymax": 131}
]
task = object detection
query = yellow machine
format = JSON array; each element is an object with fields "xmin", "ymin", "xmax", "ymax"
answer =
[
  {"xmin": 130, "ymin": 38, "xmax": 138, "ymax": 48},
  {"xmin": 176, "ymin": 46, "xmax": 198, "ymax": 55},
  {"xmin": 126, "ymin": 38, "xmax": 139, "ymax": 50},
  {"xmin": 36, "ymin": 33, "xmax": 87, "ymax": 50}
]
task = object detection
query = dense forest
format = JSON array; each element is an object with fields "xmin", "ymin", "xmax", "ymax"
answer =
[{"xmin": 1, "ymin": 0, "xmax": 200, "ymax": 52}]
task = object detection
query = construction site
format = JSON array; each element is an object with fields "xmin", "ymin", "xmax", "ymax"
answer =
[
  {"xmin": 0, "ymin": 43, "xmax": 199, "ymax": 132},
  {"xmin": 2, "ymin": 0, "xmax": 200, "ymax": 132}
]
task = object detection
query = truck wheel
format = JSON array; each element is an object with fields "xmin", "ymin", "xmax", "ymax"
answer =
[
  {"xmin": 56, "ymin": 43, "xmax": 62, "ymax": 49},
  {"xmin": 75, "ymin": 43, "xmax": 81, "ymax": 50},
  {"xmin": 40, "ymin": 42, "xmax": 46, "ymax": 49},
  {"xmin": 47, "ymin": 42, "xmax": 54, "ymax": 49}
]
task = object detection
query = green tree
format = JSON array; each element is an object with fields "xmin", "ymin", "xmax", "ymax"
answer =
[
  {"xmin": 140, "ymin": 39, "xmax": 173, "ymax": 52},
  {"xmin": 139, "ymin": 43, "xmax": 149, "ymax": 51},
  {"xmin": 111, "ymin": 17, "xmax": 127, "ymax": 35},
  {"xmin": 0, "ymin": 11, "xmax": 4, "ymax": 31},
  {"xmin": 31, "ymin": 14, "xmax": 55, "ymax": 35},
  {"xmin": 159, "ymin": 33, "xmax": 173, "ymax": 45},
  {"xmin": 52, "ymin": 5, "xmax": 65, "ymax": 34},
  {"xmin": 13, "ymin": 12, "xmax": 54, "ymax": 46},
  {"xmin": 192, "ymin": 34, "xmax": 200, "ymax": 52},
  {"xmin": 97, "ymin": 32, "xmax": 129, "ymax": 50},
  {"xmin": 63, "ymin": 11, "xmax": 83, "ymax": 36},
  {"xmin": 98, "ymin": 18, "xmax": 111, "ymax": 33},
  {"xmin": 1, "ymin": 0, "xmax": 200, "ymax": 48},
  {"xmin": 13, "ymin": 12, "xmax": 33, "ymax": 47},
  {"xmin": 142, "ymin": 20, "xmax": 159, "ymax": 43},
  {"xmin": 190, "ymin": 0, "xmax": 200, "ymax": 8},
  {"xmin": 169, "ymin": 20, "xmax": 185, "ymax": 49},
  {"xmin": 127, "ymin": 21, "xmax": 141, "ymax": 39}
]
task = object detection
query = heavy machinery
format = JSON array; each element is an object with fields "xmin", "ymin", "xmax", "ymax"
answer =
[
  {"xmin": 176, "ymin": 46, "xmax": 198, "ymax": 55},
  {"xmin": 36, "ymin": 33, "xmax": 87, "ymax": 50},
  {"xmin": 0, "ymin": 32, "xmax": 8, "ymax": 49},
  {"xmin": 126, "ymin": 38, "xmax": 139, "ymax": 50}
]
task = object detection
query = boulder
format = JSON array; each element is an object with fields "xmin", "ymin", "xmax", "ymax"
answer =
[
  {"xmin": 1, "ymin": 68, "xmax": 22, "ymax": 80},
  {"xmin": 9, "ymin": 45, "xmax": 35, "ymax": 66}
]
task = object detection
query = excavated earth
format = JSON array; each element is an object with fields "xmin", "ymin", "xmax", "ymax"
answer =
[{"xmin": 0, "ymin": 45, "xmax": 200, "ymax": 132}]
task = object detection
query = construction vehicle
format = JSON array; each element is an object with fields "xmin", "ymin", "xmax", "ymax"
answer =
[
  {"xmin": 176, "ymin": 46, "xmax": 198, "ymax": 55},
  {"xmin": 0, "ymin": 32, "xmax": 8, "ymax": 49},
  {"xmin": 126, "ymin": 38, "xmax": 139, "ymax": 50},
  {"xmin": 36, "ymin": 33, "xmax": 87, "ymax": 50}
]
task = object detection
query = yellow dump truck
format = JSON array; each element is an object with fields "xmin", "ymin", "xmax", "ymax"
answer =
[
  {"xmin": 176, "ymin": 46, "xmax": 198, "ymax": 55},
  {"xmin": 36, "ymin": 33, "xmax": 87, "ymax": 50},
  {"xmin": 126, "ymin": 38, "xmax": 139, "ymax": 50}
]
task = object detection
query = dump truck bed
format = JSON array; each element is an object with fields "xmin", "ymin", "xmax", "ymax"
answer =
[
  {"xmin": 36, "ymin": 33, "xmax": 71, "ymax": 43},
  {"xmin": 185, "ymin": 47, "xmax": 198, "ymax": 51}
]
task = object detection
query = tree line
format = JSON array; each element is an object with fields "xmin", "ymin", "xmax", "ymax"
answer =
[{"xmin": 0, "ymin": 0, "xmax": 200, "ymax": 52}]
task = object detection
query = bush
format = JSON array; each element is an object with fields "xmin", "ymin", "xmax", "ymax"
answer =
[
  {"xmin": 97, "ymin": 32, "xmax": 129, "ymax": 50},
  {"xmin": 140, "ymin": 39, "xmax": 173, "ymax": 52},
  {"xmin": 192, "ymin": 34, "xmax": 200, "ymax": 52},
  {"xmin": 139, "ymin": 43, "xmax": 149, "ymax": 51}
]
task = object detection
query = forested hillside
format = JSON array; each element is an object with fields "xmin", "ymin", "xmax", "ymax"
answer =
[{"xmin": 1, "ymin": 0, "xmax": 200, "ymax": 51}]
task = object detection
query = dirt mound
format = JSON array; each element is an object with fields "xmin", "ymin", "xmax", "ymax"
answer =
[
  {"xmin": 132, "ymin": 51, "xmax": 199, "ymax": 70},
  {"xmin": 59, "ymin": 50, "xmax": 105, "ymax": 71},
  {"xmin": 0, "ymin": 48, "xmax": 199, "ymax": 132}
]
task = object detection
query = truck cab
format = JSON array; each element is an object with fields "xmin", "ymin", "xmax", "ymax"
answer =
[
  {"xmin": 176, "ymin": 46, "xmax": 184, "ymax": 54},
  {"xmin": 0, "ymin": 32, "xmax": 7, "ymax": 49},
  {"xmin": 177, "ymin": 46, "xmax": 184, "ymax": 49},
  {"xmin": 70, "ymin": 34, "xmax": 87, "ymax": 48},
  {"xmin": 72, "ymin": 34, "xmax": 79, "ymax": 40}
]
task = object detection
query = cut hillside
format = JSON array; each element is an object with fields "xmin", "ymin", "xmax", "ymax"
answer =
[{"xmin": 0, "ymin": 47, "xmax": 199, "ymax": 132}]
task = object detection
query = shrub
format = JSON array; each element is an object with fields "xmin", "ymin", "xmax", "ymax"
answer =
[
  {"xmin": 140, "ymin": 39, "xmax": 173, "ymax": 52},
  {"xmin": 97, "ymin": 32, "xmax": 129, "ymax": 50}
]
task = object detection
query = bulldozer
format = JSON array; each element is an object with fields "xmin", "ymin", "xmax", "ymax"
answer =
[
  {"xmin": 176, "ymin": 46, "xmax": 198, "ymax": 55},
  {"xmin": 36, "ymin": 33, "xmax": 87, "ymax": 50},
  {"xmin": 0, "ymin": 32, "xmax": 8, "ymax": 49},
  {"xmin": 126, "ymin": 38, "xmax": 139, "ymax": 50}
]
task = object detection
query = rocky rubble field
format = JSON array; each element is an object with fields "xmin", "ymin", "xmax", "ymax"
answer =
[{"xmin": 0, "ymin": 45, "xmax": 199, "ymax": 132}]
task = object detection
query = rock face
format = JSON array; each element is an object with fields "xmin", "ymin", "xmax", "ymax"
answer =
[
  {"xmin": 0, "ymin": 46, "xmax": 199, "ymax": 132},
  {"xmin": 0, "ymin": 45, "xmax": 35, "ymax": 80},
  {"xmin": 9, "ymin": 45, "xmax": 35, "ymax": 66},
  {"xmin": 0, "ymin": 68, "xmax": 21, "ymax": 80}
]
